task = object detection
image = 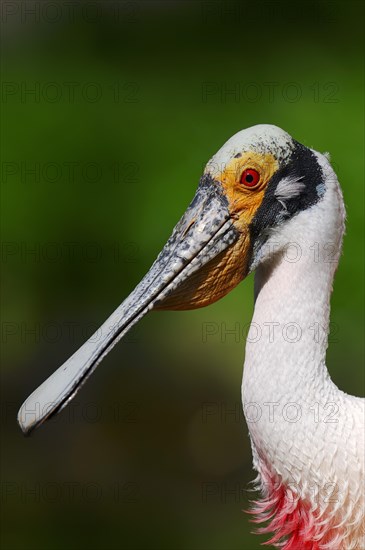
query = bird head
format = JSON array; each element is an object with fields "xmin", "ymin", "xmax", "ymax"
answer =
[
  {"xmin": 18, "ymin": 124, "xmax": 335, "ymax": 434},
  {"xmin": 152, "ymin": 124, "xmax": 328, "ymax": 310}
]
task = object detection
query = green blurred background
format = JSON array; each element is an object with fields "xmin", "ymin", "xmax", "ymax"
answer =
[{"xmin": 1, "ymin": 1, "xmax": 364, "ymax": 549}]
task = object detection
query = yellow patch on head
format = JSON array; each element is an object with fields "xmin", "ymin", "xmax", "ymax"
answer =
[{"xmin": 218, "ymin": 151, "xmax": 278, "ymax": 233}]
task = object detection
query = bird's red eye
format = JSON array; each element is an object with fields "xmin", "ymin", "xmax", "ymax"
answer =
[{"xmin": 240, "ymin": 168, "xmax": 260, "ymax": 188}]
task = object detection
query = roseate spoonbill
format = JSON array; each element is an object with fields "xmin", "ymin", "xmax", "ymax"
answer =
[{"xmin": 18, "ymin": 125, "xmax": 365, "ymax": 549}]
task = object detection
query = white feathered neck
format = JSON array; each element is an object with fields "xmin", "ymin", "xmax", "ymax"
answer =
[{"xmin": 242, "ymin": 152, "xmax": 364, "ymax": 549}]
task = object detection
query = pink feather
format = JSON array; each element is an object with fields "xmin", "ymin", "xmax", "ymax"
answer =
[{"xmin": 246, "ymin": 463, "xmax": 343, "ymax": 549}]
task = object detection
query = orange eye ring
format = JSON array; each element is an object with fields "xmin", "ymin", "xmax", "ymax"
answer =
[{"xmin": 240, "ymin": 168, "xmax": 260, "ymax": 188}]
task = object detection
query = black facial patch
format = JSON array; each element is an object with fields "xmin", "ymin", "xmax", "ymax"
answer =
[{"xmin": 249, "ymin": 141, "xmax": 325, "ymax": 267}]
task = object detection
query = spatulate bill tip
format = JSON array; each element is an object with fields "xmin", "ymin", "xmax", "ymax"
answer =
[
  {"xmin": 17, "ymin": 396, "xmax": 52, "ymax": 436},
  {"xmin": 17, "ymin": 409, "xmax": 37, "ymax": 436}
]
